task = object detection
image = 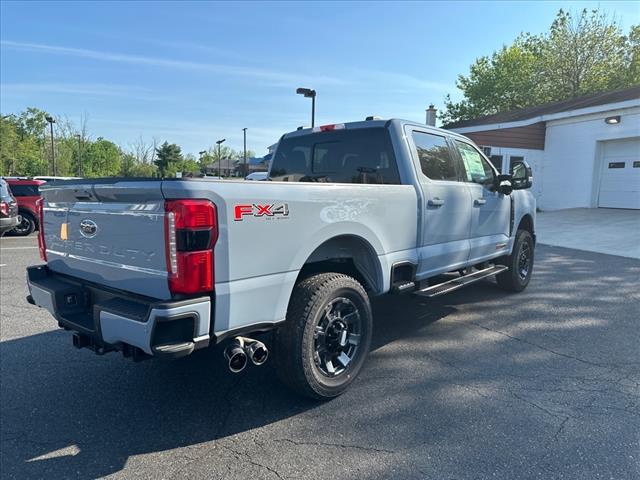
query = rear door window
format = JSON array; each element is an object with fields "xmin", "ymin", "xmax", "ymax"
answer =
[
  {"xmin": 270, "ymin": 127, "xmax": 401, "ymax": 184},
  {"xmin": 411, "ymin": 131, "xmax": 460, "ymax": 181}
]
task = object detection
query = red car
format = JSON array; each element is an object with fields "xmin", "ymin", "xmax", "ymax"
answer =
[{"xmin": 5, "ymin": 178, "xmax": 45, "ymax": 236}]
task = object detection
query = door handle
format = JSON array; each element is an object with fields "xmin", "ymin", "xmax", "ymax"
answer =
[
  {"xmin": 474, "ymin": 198, "xmax": 487, "ymax": 206},
  {"xmin": 428, "ymin": 198, "xmax": 445, "ymax": 207}
]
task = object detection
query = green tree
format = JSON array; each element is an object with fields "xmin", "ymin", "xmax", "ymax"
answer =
[
  {"xmin": 0, "ymin": 113, "xmax": 48, "ymax": 176},
  {"xmin": 154, "ymin": 142, "xmax": 183, "ymax": 177},
  {"xmin": 171, "ymin": 153, "xmax": 201, "ymax": 177},
  {"xmin": 442, "ymin": 9, "xmax": 639, "ymax": 124},
  {"xmin": 84, "ymin": 138, "xmax": 122, "ymax": 177},
  {"xmin": 120, "ymin": 153, "xmax": 137, "ymax": 177},
  {"xmin": 14, "ymin": 107, "xmax": 48, "ymax": 140}
]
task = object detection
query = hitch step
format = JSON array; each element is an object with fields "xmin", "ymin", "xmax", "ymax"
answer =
[
  {"xmin": 152, "ymin": 341, "xmax": 195, "ymax": 359},
  {"xmin": 414, "ymin": 265, "xmax": 508, "ymax": 298}
]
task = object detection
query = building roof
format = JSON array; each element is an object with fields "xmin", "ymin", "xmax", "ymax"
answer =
[
  {"xmin": 444, "ymin": 85, "xmax": 640, "ymax": 129},
  {"xmin": 248, "ymin": 157, "xmax": 265, "ymax": 166}
]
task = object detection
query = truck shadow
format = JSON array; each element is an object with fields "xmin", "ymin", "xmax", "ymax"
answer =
[
  {"xmin": 1, "ymin": 245, "xmax": 638, "ymax": 479},
  {"xmin": 0, "ymin": 293, "xmax": 457, "ymax": 479}
]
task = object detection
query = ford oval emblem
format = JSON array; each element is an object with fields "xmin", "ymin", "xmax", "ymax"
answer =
[{"xmin": 79, "ymin": 219, "xmax": 98, "ymax": 238}]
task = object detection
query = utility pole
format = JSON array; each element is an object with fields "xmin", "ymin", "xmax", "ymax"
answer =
[
  {"xmin": 216, "ymin": 138, "xmax": 226, "ymax": 176},
  {"xmin": 242, "ymin": 128, "xmax": 247, "ymax": 176},
  {"xmin": 75, "ymin": 134, "xmax": 83, "ymax": 176},
  {"xmin": 45, "ymin": 115, "xmax": 56, "ymax": 175}
]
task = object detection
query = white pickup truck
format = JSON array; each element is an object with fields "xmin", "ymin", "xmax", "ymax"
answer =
[{"xmin": 27, "ymin": 119, "xmax": 536, "ymax": 399}]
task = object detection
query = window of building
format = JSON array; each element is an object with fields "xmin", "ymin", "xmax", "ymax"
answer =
[{"xmin": 489, "ymin": 155, "xmax": 503, "ymax": 172}]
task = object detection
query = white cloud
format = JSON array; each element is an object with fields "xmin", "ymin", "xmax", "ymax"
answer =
[
  {"xmin": 0, "ymin": 40, "xmax": 349, "ymax": 87},
  {"xmin": 0, "ymin": 83, "xmax": 161, "ymax": 99}
]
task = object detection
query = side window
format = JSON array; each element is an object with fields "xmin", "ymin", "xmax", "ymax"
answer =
[
  {"xmin": 454, "ymin": 140, "xmax": 495, "ymax": 186},
  {"xmin": 412, "ymin": 131, "xmax": 459, "ymax": 181},
  {"xmin": 269, "ymin": 145, "xmax": 311, "ymax": 182}
]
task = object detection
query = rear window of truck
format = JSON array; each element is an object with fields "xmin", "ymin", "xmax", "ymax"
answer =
[
  {"xmin": 270, "ymin": 127, "xmax": 401, "ymax": 184},
  {"xmin": 8, "ymin": 184, "xmax": 40, "ymax": 196}
]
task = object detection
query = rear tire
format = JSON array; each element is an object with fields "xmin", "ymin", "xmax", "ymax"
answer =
[
  {"xmin": 274, "ymin": 273, "xmax": 372, "ymax": 400},
  {"xmin": 496, "ymin": 229, "xmax": 534, "ymax": 292},
  {"xmin": 10, "ymin": 212, "xmax": 35, "ymax": 236}
]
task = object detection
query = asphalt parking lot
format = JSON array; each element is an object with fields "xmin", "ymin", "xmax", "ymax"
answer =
[{"xmin": 1, "ymin": 235, "xmax": 639, "ymax": 480}]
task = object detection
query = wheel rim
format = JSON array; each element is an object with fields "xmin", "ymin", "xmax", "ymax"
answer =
[
  {"xmin": 13, "ymin": 216, "xmax": 31, "ymax": 234},
  {"xmin": 518, "ymin": 241, "xmax": 531, "ymax": 281},
  {"xmin": 313, "ymin": 297, "xmax": 362, "ymax": 377}
]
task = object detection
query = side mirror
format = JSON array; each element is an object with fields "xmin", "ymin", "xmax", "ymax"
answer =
[
  {"xmin": 510, "ymin": 160, "xmax": 533, "ymax": 190},
  {"xmin": 496, "ymin": 174, "xmax": 513, "ymax": 195}
]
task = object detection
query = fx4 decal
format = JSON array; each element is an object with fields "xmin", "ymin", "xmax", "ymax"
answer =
[{"xmin": 234, "ymin": 203, "xmax": 290, "ymax": 221}]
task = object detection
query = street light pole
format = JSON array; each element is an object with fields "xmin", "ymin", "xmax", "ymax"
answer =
[
  {"xmin": 75, "ymin": 134, "xmax": 83, "ymax": 177},
  {"xmin": 216, "ymin": 138, "xmax": 226, "ymax": 176},
  {"xmin": 296, "ymin": 87, "xmax": 316, "ymax": 127},
  {"xmin": 45, "ymin": 115, "xmax": 56, "ymax": 176},
  {"xmin": 242, "ymin": 128, "xmax": 247, "ymax": 176},
  {"xmin": 311, "ymin": 95, "xmax": 315, "ymax": 128},
  {"xmin": 198, "ymin": 150, "xmax": 207, "ymax": 175}
]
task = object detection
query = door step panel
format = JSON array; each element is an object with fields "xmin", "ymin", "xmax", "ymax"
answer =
[{"xmin": 413, "ymin": 265, "xmax": 508, "ymax": 298}]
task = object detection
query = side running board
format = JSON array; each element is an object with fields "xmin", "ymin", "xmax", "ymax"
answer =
[{"xmin": 413, "ymin": 265, "xmax": 508, "ymax": 298}]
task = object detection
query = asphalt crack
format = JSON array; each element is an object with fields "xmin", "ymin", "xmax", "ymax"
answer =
[
  {"xmin": 273, "ymin": 437, "xmax": 395, "ymax": 454},
  {"xmin": 466, "ymin": 321, "xmax": 611, "ymax": 368}
]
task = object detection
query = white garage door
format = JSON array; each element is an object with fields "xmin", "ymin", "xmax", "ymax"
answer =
[{"xmin": 598, "ymin": 138, "xmax": 640, "ymax": 209}]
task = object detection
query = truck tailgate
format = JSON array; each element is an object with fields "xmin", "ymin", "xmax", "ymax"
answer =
[{"xmin": 42, "ymin": 181, "xmax": 170, "ymax": 299}]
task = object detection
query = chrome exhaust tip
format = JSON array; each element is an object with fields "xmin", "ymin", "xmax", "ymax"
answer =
[
  {"xmin": 245, "ymin": 340, "xmax": 268, "ymax": 366},
  {"xmin": 224, "ymin": 342, "xmax": 248, "ymax": 373}
]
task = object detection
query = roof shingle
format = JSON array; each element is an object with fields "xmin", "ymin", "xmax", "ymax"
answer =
[{"xmin": 444, "ymin": 85, "xmax": 640, "ymax": 129}]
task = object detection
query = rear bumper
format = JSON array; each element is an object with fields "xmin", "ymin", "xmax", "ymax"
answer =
[
  {"xmin": 27, "ymin": 265, "xmax": 211, "ymax": 358},
  {"xmin": 0, "ymin": 215, "xmax": 20, "ymax": 234}
]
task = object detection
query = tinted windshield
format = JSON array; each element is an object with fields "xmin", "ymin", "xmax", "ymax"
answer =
[
  {"xmin": 270, "ymin": 127, "xmax": 401, "ymax": 184},
  {"xmin": 8, "ymin": 184, "xmax": 40, "ymax": 196}
]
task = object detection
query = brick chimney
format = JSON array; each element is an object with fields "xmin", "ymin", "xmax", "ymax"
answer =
[{"xmin": 425, "ymin": 104, "xmax": 437, "ymax": 126}]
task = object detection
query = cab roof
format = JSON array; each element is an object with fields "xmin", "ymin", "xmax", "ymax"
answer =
[
  {"xmin": 5, "ymin": 178, "xmax": 46, "ymax": 186},
  {"xmin": 281, "ymin": 118, "xmax": 469, "ymax": 142}
]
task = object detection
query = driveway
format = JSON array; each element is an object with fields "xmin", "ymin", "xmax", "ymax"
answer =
[
  {"xmin": 1, "ymin": 236, "xmax": 639, "ymax": 480},
  {"xmin": 536, "ymin": 208, "xmax": 640, "ymax": 259}
]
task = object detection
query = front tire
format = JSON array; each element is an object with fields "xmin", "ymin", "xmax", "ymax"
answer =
[
  {"xmin": 274, "ymin": 273, "xmax": 373, "ymax": 400},
  {"xmin": 10, "ymin": 212, "xmax": 35, "ymax": 236},
  {"xmin": 496, "ymin": 229, "xmax": 534, "ymax": 292}
]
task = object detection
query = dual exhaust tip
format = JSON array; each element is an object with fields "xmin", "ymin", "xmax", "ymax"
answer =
[{"xmin": 224, "ymin": 337, "xmax": 268, "ymax": 373}]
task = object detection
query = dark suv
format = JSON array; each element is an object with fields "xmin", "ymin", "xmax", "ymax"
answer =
[{"xmin": 0, "ymin": 178, "xmax": 20, "ymax": 235}]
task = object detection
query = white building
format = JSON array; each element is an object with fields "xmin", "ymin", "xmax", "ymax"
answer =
[{"xmin": 446, "ymin": 86, "xmax": 640, "ymax": 210}]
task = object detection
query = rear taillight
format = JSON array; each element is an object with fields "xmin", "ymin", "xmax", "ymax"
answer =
[
  {"xmin": 0, "ymin": 201, "xmax": 8, "ymax": 216},
  {"xmin": 164, "ymin": 199, "xmax": 217, "ymax": 295},
  {"xmin": 36, "ymin": 198, "xmax": 47, "ymax": 261}
]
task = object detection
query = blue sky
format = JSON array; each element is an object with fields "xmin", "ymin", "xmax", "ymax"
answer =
[{"xmin": 1, "ymin": 1, "xmax": 638, "ymax": 156}]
